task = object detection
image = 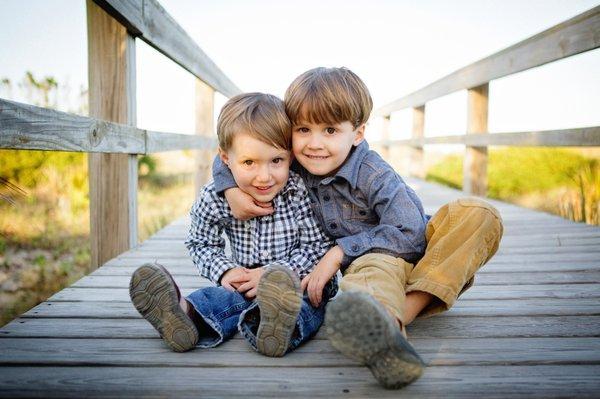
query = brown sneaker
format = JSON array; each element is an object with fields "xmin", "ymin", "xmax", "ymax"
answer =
[
  {"xmin": 325, "ymin": 291, "xmax": 425, "ymax": 389},
  {"xmin": 255, "ymin": 265, "xmax": 302, "ymax": 357},
  {"xmin": 129, "ymin": 263, "xmax": 199, "ymax": 352}
]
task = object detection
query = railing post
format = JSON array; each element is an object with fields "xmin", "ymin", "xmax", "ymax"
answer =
[
  {"xmin": 464, "ymin": 83, "xmax": 489, "ymax": 196},
  {"xmin": 410, "ymin": 105, "xmax": 426, "ymax": 179},
  {"xmin": 194, "ymin": 79, "xmax": 215, "ymax": 195},
  {"xmin": 380, "ymin": 115, "xmax": 391, "ymax": 160},
  {"xmin": 87, "ymin": 0, "xmax": 138, "ymax": 269}
]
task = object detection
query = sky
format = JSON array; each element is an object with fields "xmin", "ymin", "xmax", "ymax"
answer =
[{"xmin": 1, "ymin": 0, "xmax": 599, "ymax": 143}]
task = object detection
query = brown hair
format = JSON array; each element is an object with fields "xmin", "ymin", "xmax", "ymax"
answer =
[
  {"xmin": 217, "ymin": 93, "xmax": 291, "ymax": 151},
  {"xmin": 284, "ymin": 67, "xmax": 373, "ymax": 128}
]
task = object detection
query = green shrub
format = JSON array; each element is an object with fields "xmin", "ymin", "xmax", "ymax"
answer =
[{"xmin": 427, "ymin": 148, "xmax": 592, "ymax": 199}]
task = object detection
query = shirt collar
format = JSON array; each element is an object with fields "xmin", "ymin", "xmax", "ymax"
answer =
[{"xmin": 332, "ymin": 140, "xmax": 369, "ymax": 188}]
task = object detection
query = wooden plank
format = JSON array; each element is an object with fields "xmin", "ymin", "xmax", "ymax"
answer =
[
  {"xmin": 43, "ymin": 284, "xmax": 600, "ymax": 303},
  {"xmin": 92, "ymin": 0, "xmax": 143, "ymax": 35},
  {"xmin": 1, "ymin": 337, "xmax": 599, "ymax": 367},
  {"xmin": 145, "ymin": 130, "xmax": 216, "ymax": 153},
  {"xmin": 0, "ymin": 98, "xmax": 145, "ymax": 153},
  {"xmin": 379, "ymin": 114, "xmax": 391, "ymax": 160},
  {"xmin": 94, "ymin": 259, "xmax": 598, "ymax": 274},
  {"xmin": 18, "ymin": 298, "xmax": 600, "ymax": 319},
  {"xmin": 68, "ymin": 269, "xmax": 600, "ymax": 288},
  {"xmin": 111, "ymin": 249, "xmax": 600, "ymax": 264},
  {"xmin": 464, "ymin": 83, "xmax": 488, "ymax": 196},
  {"xmin": 410, "ymin": 106, "xmax": 425, "ymax": 178},
  {"xmin": 91, "ymin": 0, "xmax": 240, "ymax": 97},
  {"xmin": 136, "ymin": 235, "xmax": 600, "ymax": 251},
  {"xmin": 0, "ymin": 98, "xmax": 217, "ymax": 153},
  {"xmin": 2, "ymin": 315, "xmax": 598, "ymax": 339},
  {"xmin": 0, "ymin": 365, "xmax": 599, "ymax": 398},
  {"xmin": 194, "ymin": 79, "xmax": 216, "ymax": 193},
  {"xmin": 375, "ymin": 6, "xmax": 600, "ymax": 114},
  {"xmin": 87, "ymin": 0, "xmax": 137, "ymax": 268},
  {"xmin": 376, "ymin": 126, "xmax": 600, "ymax": 147}
]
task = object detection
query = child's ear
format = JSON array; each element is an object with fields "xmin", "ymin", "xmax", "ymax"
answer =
[
  {"xmin": 218, "ymin": 147, "xmax": 229, "ymax": 166},
  {"xmin": 353, "ymin": 124, "xmax": 366, "ymax": 146}
]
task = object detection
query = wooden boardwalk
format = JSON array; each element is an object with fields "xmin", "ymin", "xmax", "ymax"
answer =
[{"xmin": 1, "ymin": 178, "xmax": 599, "ymax": 398}]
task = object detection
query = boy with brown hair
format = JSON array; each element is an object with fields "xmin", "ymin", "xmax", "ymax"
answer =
[
  {"xmin": 130, "ymin": 92, "xmax": 335, "ymax": 357},
  {"xmin": 212, "ymin": 68, "xmax": 504, "ymax": 389}
]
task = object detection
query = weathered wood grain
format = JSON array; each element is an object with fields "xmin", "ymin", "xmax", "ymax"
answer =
[
  {"xmin": 1, "ymin": 337, "xmax": 598, "ymax": 367},
  {"xmin": 0, "ymin": 98, "xmax": 217, "ymax": 153},
  {"xmin": 375, "ymin": 6, "xmax": 600, "ymax": 114},
  {"xmin": 41, "ymin": 283, "xmax": 600, "ymax": 303},
  {"xmin": 464, "ymin": 84, "xmax": 488, "ymax": 195},
  {"xmin": 68, "ymin": 270, "xmax": 600, "ymax": 288},
  {"xmin": 18, "ymin": 298, "xmax": 600, "ymax": 319},
  {"xmin": 0, "ymin": 365, "xmax": 599, "ymax": 398},
  {"xmin": 375, "ymin": 126, "xmax": 600, "ymax": 148},
  {"xmin": 0, "ymin": 98, "xmax": 144, "ymax": 153},
  {"xmin": 91, "ymin": 0, "xmax": 240, "ymax": 97},
  {"xmin": 2, "ymin": 315, "xmax": 599, "ymax": 339},
  {"xmin": 87, "ymin": 0, "xmax": 138, "ymax": 268},
  {"xmin": 145, "ymin": 130, "xmax": 216, "ymax": 153}
]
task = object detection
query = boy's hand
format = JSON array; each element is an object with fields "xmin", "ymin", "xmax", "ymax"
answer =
[
  {"xmin": 236, "ymin": 267, "xmax": 265, "ymax": 299},
  {"xmin": 224, "ymin": 188, "xmax": 274, "ymax": 221},
  {"xmin": 301, "ymin": 246, "xmax": 344, "ymax": 307},
  {"xmin": 221, "ymin": 267, "xmax": 250, "ymax": 291}
]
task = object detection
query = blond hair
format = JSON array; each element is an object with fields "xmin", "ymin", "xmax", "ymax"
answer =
[
  {"xmin": 217, "ymin": 93, "xmax": 291, "ymax": 151},
  {"xmin": 284, "ymin": 67, "xmax": 373, "ymax": 128}
]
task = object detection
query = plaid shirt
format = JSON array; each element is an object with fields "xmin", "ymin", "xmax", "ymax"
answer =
[{"xmin": 185, "ymin": 170, "xmax": 333, "ymax": 284}]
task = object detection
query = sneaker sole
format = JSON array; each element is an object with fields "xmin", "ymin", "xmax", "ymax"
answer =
[
  {"xmin": 325, "ymin": 291, "xmax": 425, "ymax": 389},
  {"xmin": 256, "ymin": 265, "xmax": 302, "ymax": 357},
  {"xmin": 129, "ymin": 263, "xmax": 199, "ymax": 352}
]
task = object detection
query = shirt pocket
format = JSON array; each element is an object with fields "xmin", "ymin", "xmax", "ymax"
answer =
[{"xmin": 341, "ymin": 202, "xmax": 376, "ymax": 223}]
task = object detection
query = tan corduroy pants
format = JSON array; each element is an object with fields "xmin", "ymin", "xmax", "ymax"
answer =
[{"xmin": 339, "ymin": 197, "xmax": 504, "ymax": 325}]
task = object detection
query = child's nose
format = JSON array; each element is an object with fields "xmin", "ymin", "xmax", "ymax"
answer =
[
  {"xmin": 307, "ymin": 134, "xmax": 323, "ymax": 148},
  {"xmin": 256, "ymin": 165, "xmax": 271, "ymax": 182}
]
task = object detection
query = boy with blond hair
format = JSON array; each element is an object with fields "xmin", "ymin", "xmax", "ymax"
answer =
[
  {"xmin": 130, "ymin": 92, "xmax": 335, "ymax": 357},
  {"xmin": 213, "ymin": 67, "xmax": 504, "ymax": 389}
]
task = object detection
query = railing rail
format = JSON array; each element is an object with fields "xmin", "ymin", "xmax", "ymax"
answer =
[
  {"xmin": 95, "ymin": 0, "xmax": 240, "ymax": 97},
  {"xmin": 376, "ymin": 6, "xmax": 600, "ymax": 115},
  {"xmin": 374, "ymin": 5, "xmax": 600, "ymax": 196},
  {"xmin": 0, "ymin": 98, "xmax": 216, "ymax": 154},
  {"xmin": 0, "ymin": 0, "xmax": 238, "ymax": 268}
]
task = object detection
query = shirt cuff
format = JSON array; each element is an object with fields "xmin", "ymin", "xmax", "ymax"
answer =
[
  {"xmin": 336, "ymin": 234, "xmax": 370, "ymax": 267},
  {"xmin": 212, "ymin": 155, "xmax": 238, "ymax": 195}
]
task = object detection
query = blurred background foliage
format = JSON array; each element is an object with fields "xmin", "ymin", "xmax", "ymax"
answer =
[
  {"xmin": 0, "ymin": 72, "xmax": 196, "ymax": 326},
  {"xmin": 427, "ymin": 147, "xmax": 600, "ymax": 225}
]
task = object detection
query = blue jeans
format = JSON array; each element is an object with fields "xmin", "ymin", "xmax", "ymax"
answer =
[{"xmin": 185, "ymin": 280, "xmax": 337, "ymax": 352}]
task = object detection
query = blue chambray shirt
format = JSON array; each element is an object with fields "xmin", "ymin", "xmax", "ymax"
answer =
[{"xmin": 213, "ymin": 141, "xmax": 429, "ymax": 268}]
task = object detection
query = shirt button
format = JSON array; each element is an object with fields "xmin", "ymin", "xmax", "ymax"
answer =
[
  {"xmin": 323, "ymin": 195, "xmax": 330, "ymax": 201},
  {"xmin": 351, "ymin": 244, "xmax": 359, "ymax": 252},
  {"xmin": 261, "ymin": 250, "xmax": 269, "ymax": 257},
  {"xmin": 330, "ymin": 223, "xmax": 337, "ymax": 229}
]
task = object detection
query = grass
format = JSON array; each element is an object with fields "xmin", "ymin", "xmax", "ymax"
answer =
[
  {"xmin": 426, "ymin": 147, "xmax": 600, "ymax": 225},
  {"xmin": 0, "ymin": 150, "xmax": 196, "ymax": 327}
]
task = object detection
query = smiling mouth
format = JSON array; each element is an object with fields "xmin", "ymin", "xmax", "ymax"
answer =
[
  {"xmin": 304, "ymin": 154, "xmax": 330, "ymax": 160},
  {"xmin": 254, "ymin": 185, "xmax": 273, "ymax": 191}
]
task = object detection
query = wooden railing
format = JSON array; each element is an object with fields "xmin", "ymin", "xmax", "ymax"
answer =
[
  {"xmin": 374, "ymin": 6, "xmax": 600, "ymax": 196},
  {"xmin": 0, "ymin": 0, "xmax": 241, "ymax": 268}
]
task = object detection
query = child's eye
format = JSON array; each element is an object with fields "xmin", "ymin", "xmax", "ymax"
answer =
[
  {"xmin": 297, "ymin": 127, "xmax": 309, "ymax": 133},
  {"xmin": 272, "ymin": 157, "xmax": 283, "ymax": 164},
  {"xmin": 326, "ymin": 127, "xmax": 336, "ymax": 134},
  {"xmin": 243, "ymin": 160, "xmax": 253, "ymax": 166}
]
